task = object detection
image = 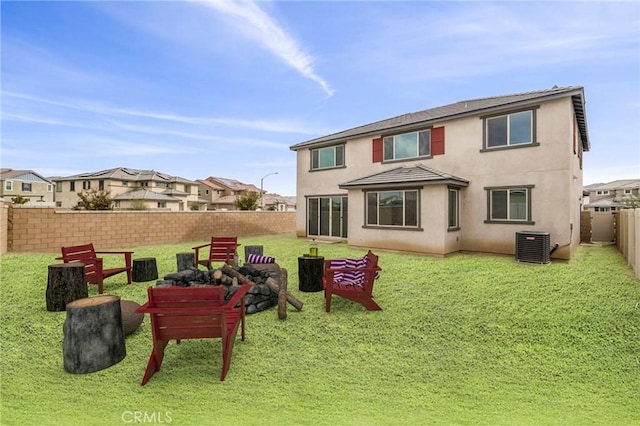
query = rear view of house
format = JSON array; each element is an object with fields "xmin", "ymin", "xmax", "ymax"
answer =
[{"xmin": 290, "ymin": 86, "xmax": 590, "ymax": 260}]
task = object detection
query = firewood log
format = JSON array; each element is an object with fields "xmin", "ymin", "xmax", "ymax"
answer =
[
  {"xmin": 265, "ymin": 276, "xmax": 303, "ymax": 311},
  {"xmin": 221, "ymin": 265, "xmax": 256, "ymax": 286},
  {"xmin": 278, "ymin": 268, "xmax": 288, "ymax": 320}
]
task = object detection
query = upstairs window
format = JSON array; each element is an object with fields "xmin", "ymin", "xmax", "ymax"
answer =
[
  {"xmin": 311, "ymin": 145, "xmax": 344, "ymax": 170},
  {"xmin": 70, "ymin": 182, "xmax": 75, "ymax": 191},
  {"xmin": 82, "ymin": 180, "xmax": 91, "ymax": 190},
  {"xmin": 47, "ymin": 184, "xmax": 53, "ymax": 192},
  {"xmin": 5, "ymin": 180, "xmax": 13, "ymax": 191},
  {"xmin": 56, "ymin": 182, "xmax": 62, "ymax": 192},
  {"xmin": 383, "ymin": 130, "xmax": 430, "ymax": 161},
  {"xmin": 596, "ymin": 190, "xmax": 610, "ymax": 195},
  {"xmin": 483, "ymin": 109, "xmax": 536, "ymax": 150},
  {"xmin": 22, "ymin": 182, "xmax": 32, "ymax": 192}
]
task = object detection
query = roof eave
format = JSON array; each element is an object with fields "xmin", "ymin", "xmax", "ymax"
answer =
[{"xmin": 339, "ymin": 178, "xmax": 470, "ymax": 190}]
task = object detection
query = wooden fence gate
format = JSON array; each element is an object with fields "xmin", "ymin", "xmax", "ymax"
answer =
[{"xmin": 590, "ymin": 212, "xmax": 616, "ymax": 243}]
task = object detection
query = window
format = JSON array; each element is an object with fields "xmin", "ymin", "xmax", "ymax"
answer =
[
  {"xmin": 123, "ymin": 181, "xmax": 129, "ymax": 187},
  {"xmin": 366, "ymin": 190, "xmax": 419, "ymax": 228},
  {"xmin": 82, "ymin": 180, "xmax": 91, "ymax": 190},
  {"xmin": 98, "ymin": 180, "xmax": 104, "ymax": 191},
  {"xmin": 56, "ymin": 182, "xmax": 62, "ymax": 192},
  {"xmin": 156, "ymin": 182, "xmax": 168, "ymax": 188},
  {"xmin": 623, "ymin": 189, "xmax": 632, "ymax": 195},
  {"xmin": 484, "ymin": 109, "xmax": 535, "ymax": 149},
  {"xmin": 22, "ymin": 182, "xmax": 32, "ymax": 192},
  {"xmin": 5, "ymin": 180, "xmax": 12, "ymax": 191},
  {"xmin": 115, "ymin": 201, "xmax": 121, "ymax": 208},
  {"xmin": 70, "ymin": 181, "xmax": 75, "ymax": 191},
  {"xmin": 47, "ymin": 184, "xmax": 53, "ymax": 192},
  {"xmin": 485, "ymin": 186, "xmax": 533, "ymax": 223},
  {"xmin": 383, "ymin": 130, "xmax": 430, "ymax": 161},
  {"xmin": 157, "ymin": 202, "xmax": 166, "ymax": 208},
  {"xmin": 448, "ymin": 188, "xmax": 459, "ymax": 230},
  {"xmin": 311, "ymin": 145, "xmax": 344, "ymax": 170},
  {"xmin": 596, "ymin": 190, "xmax": 610, "ymax": 195},
  {"xmin": 307, "ymin": 196, "xmax": 348, "ymax": 237}
]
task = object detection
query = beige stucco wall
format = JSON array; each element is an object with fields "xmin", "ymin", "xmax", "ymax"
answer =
[
  {"xmin": 295, "ymin": 97, "xmax": 583, "ymax": 260},
  {"xmin": 1, "ymin": 180, "xmax": 54, "ymax": 203},
  {"xmin": 54, "ymin": 179, "xmax": 199, "ymax": 210}
]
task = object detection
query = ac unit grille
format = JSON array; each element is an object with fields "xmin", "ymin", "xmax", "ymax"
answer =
[{"xmin": 515, "ymin": 231, "xmax": 550, "ymax": 264}]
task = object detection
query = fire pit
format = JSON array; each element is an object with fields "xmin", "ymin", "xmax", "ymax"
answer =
[{"xmin": 156, "ymin": 264, "xmax": 282, "ymax": 314}]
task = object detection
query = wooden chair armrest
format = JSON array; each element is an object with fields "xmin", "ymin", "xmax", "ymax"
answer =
[
  {"xmin": 191, "ymin": 243, "xmax": 211, "ymax": 250},
  {"xmin": 94, "ymin": 250, "xmax": 134, "ymax": 254},
  {"xmin": 136, "ymin": 305, "xmax": 224, "ymax": 315}
]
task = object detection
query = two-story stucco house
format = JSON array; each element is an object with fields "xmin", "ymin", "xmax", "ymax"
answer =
[
  {"xmin": 51, "ymin": 167, "xmax": 203, "ymax": 211},
  {"xmin": 290, "ymin": 86, "xmax": 590, "ymax": 260},
  {"xmin": 583, "ymin": 179, "xmax": 640, "ymax": 212},
  {"xmin": 0, "ymin": 168, "xmax": 55, "ymax": 205},
  {"xmin": 196, "ymin": 177, "xmax": 262, "ymax": 210}
]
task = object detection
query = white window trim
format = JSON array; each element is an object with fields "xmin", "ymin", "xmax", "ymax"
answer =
[{"xmin": 5, "ymin": 180, "xmax": 13, "ymax": 191}]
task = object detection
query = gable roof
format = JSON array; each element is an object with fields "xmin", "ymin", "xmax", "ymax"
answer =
[
  {"xmin": 587, "ymin": 179, "xmax": 640, "ymax": 191},
  {"xmin": 339, "ymin": 164, "xmax": 469, "ymax": 190},
  {"xmin": 112, "ymin": 189, "xmax": 178, "ymax": 202},
  {"xmin": 50, "ymin": 167, "xmax": 195, "ymax": 184},
  {"xmin": 290, "ymin": 86, "xmax": 589, "ymax": 151},
  {"xmin": 205, "ymin": 177, "xmax": 260, "ymax": 192},
  {"xmin": 0, "ymin": 169, "xmax": 53, "ymax": 184}
]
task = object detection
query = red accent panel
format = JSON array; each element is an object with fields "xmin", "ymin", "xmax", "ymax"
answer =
[
  {"xmin": 431, "ymin": 126, "xmax": 445, "ymax": 156},
  {"xmin": 372, "ymin": 137, "xmax": 383, "ymax": 163}
]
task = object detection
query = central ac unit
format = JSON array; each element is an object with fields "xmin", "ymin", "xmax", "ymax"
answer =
[{"xmin": 515, "ymin": 231, "xmax": 550, "ymax": 264}]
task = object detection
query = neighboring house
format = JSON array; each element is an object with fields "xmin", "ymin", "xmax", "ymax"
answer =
[
  {"xmin": 197, "ymin": 177, "xmax": 261, "ymax": 210},
  {"xmin": 583, "ymin": 179, "xmax": 640, "ymax": 212},
  {"xmin": 289, "ymin": 86, "xmax": 590, "ymax": 260},
  {"xmin": 0, "ymin": 168, "xmax": 55, "ymax": 205},
  {"xmin": 50, "ymin": 167, "xmax": 204, "ymax": 211},
  {"xmin": 262, "ymin": 193, "xmax": 296, "ymax": 211}
]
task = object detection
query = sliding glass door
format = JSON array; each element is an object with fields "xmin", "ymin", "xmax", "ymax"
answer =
[{"xmin": 308, "ymin": 196, "xmax": 348, "ymax": 238}]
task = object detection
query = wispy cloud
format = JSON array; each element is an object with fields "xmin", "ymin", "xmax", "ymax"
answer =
[
  {"xmin": 201, "ymin": 0, "xmax": 334, "ymax": 97},
  {"xmin": 2, "ymin": 91, "xmax": 328, "ymax": 135}
]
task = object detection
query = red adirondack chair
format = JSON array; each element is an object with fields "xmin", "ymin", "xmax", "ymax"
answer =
[
  {"xmin": 58, "ymin": 243, "xmax": 133, "ymax": 294},
  {"xmin": 192, "ymin": 236, "xmax": 240, "ymax": 269},
  {"xmin": 135, "ymin": 284, "xmax": 250, "ymax": 385},
  {"xmin": 323, "ymin": 250, "xmax": 382, "ymax": 312}
]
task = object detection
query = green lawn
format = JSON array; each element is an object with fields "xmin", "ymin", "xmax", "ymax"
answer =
[{"xmin": 1, "ymin": 235, "xmax": 638, "ymax": 425}]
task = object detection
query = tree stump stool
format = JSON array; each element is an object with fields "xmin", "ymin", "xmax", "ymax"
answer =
[
  {"xmin": 132, "ymin": 258, "xmax": 158, "ymax": 282},
  {"xmin": 298, "ymin": 256, "xmax": 325, "ymax": 292},
  {"xmin": 176, "ymin": 252, "xmax": 195, "ymax": 271},
  {"xmin": 63, "ymin": 295, "xmax": 126, "ymax": 374},
  {"xmin": 46, "ymin": 263, "xmax": 88, "ymax": 312},
  {"xmin": 244, "ymin": 245, "xmax": 263, "ymax": 262}
]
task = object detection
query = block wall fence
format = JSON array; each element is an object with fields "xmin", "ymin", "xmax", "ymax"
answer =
[{"xmin": 0, "ymin": 202, "xmax": 295, "ymax": 254}]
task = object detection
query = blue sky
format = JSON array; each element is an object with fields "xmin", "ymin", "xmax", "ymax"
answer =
[{"xmin": 2, "ymin": 1, "xmax": 639, "ymax": 196}]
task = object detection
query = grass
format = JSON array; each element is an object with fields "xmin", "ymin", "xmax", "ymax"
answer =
[{"xmin": 1, "ymin": 234, "xmax": 639, "ymax": 425}]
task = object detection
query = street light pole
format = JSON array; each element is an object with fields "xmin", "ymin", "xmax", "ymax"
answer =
[{"xmin": 260, "ymin": 172, "xmax": 278, "ymax": 210}]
